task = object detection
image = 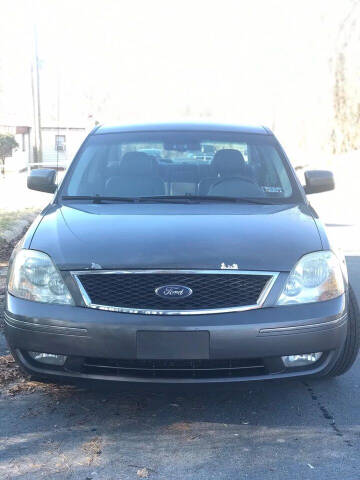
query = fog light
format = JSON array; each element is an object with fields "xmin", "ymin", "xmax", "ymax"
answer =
[
  {"xmin": 281, "ymin": 352, "xmax": 322, "ymax": 367},
  {"xmin": 28, "ymin": 351, "xmax": 67, "ymax": 366}
]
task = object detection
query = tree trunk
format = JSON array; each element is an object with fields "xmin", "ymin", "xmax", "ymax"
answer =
[{"xmin": 0, "ymin": 157, "xmax": 5, "ymax": 177}]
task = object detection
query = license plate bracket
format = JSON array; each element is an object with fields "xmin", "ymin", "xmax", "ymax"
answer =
[{"xmin": 137, "ymin": 331, "xmax": 210, "ymax": 359}]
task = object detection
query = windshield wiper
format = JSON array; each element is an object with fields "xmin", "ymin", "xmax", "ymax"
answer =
[
  {"xmin": 61, "ymin": 195, "xmax": 199, "ymax": 204},
  {"xmin": 61, "ymin": 194, "xmax": 280, "ymax": 205},
  {"xmin": 62, "ymin": 195, "xmax": 138, "ymax": 203},
  {"xmin": 137, "ymin": 195, "xmax": 280, "ymax": 204}
]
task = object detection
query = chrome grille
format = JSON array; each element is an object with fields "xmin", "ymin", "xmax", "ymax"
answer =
[{"xmin": 73, "ymin": 269, "xmax": 278, "ymax": 315}]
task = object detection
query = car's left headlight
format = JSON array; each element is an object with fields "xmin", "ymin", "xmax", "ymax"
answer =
[
  {"xmin": 277, "ymin": 250, "xmax": 345, "ymax": 306},
  {"xmin": 8, "ymin": 249, "xmax": 74, "ymax": 305}
]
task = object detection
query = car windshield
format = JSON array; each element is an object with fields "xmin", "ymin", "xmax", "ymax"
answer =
[{"xmin": 60, "ymin": 131, "xmax": 300, "ymax": 203}]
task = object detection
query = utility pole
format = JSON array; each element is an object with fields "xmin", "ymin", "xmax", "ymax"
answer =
[
  {"xmin": 33, "ymin": 23, "xmax": 43, "ymax": 163},
  {"xmin": 30, "ymin": 64, "xmax": 38, "ymax": 164}
]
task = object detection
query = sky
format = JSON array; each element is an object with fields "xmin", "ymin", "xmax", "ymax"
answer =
[{"xmin": 0, "ymin": 0, "xmax": 357, "ymax": 156}]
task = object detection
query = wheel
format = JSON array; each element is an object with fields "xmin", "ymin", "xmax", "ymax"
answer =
[{"xmin": 321, "ymin": 285, "xmax": 360, "ymax": 377}]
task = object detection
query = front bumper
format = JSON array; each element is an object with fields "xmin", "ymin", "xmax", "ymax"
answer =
[{"xmin": 5, "ymin": 292, "xmax": 348, "ymax": 384}]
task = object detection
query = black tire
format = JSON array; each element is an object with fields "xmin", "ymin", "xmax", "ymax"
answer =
[{"xmin": 321, "ymin": 285, "xmax": 360, "ymax": 377}]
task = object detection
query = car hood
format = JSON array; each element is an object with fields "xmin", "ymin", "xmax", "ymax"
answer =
[{"xmin": 30, "ymin": 203, "xmax": 322, "ymax": 271}]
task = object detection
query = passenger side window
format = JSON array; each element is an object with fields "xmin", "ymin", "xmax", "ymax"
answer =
[{"xmin": 250, "ymin": 145, "xmax": 292, "ymax": 196}]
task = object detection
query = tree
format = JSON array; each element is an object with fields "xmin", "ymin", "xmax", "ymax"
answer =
[
  {"xmin": 0, "ymin": 133, "xmax": 18, "ymax": 177},
  {"xmin": 331, "ymin": 0, "xmax": 360, "ymax": 153}
]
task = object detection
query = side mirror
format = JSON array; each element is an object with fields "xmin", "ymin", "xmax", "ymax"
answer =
[
  {"xmin": 304, "ymin": 170, "xmax": 335, "ymax": 195},
  {"xmin": 27, "ymin": 168, "xmax": 57, "ymax": 193}
]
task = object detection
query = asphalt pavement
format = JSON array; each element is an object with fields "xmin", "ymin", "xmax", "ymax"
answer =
[
  {"xmin": 1, "ymin": 165, "xmax": 360, "ymax": 480},
  {"xmin": 1, "ymin": 251, "xmax": 359, "ymax": 480},
  {"xmin": 0, "ymin": 274, "xmax": 359, "ymax": 480}
]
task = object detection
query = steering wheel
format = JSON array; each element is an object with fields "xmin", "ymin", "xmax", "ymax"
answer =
[{"xmin": 209, "ymin": 176, "xmax": 263, "ymax": 196}]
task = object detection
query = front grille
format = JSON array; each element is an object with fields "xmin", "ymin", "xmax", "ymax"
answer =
[
  {"xmin": 82, "ymin": 357, "xmax": 267, "ymax": 379},
  {"xmin": 75, "ymin": 271, "xmax": 274, "ymax": 314}
]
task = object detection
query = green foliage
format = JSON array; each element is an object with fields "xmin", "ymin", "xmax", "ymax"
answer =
[{"xmin": 0, "ymin": 133, "xmax": 18, "ymax": 161}]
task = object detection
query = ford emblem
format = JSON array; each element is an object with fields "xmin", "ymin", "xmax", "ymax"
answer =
[{"xmin": 155, "ymin": 285, "xmax": 193, "ymax": 299}]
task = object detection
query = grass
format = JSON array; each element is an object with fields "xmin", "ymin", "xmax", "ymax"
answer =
[
  {"xmin": 0, "ymin": 208, "xmax": 40, "ymax": 265},
  {"xmin": 0, "ymin": 208, "xmax": 39, "ymax": 233}
]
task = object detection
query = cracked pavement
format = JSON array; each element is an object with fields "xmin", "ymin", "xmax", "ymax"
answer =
[
  {"xmin": 1, "ymin": 167, "xmax": 360, "ymax": 479},
  {"xmin": 0, "ymin": 255, "xmax": 359, "ymax": 480}
]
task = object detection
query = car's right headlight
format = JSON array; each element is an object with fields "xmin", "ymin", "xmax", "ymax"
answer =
[
  {"xmin": 276, "ymin": 250, "xmax": 345, "ymax": 305},
  {"xmin": 8, "ymin": 249, "xmax": 74, "ymax": 305}
]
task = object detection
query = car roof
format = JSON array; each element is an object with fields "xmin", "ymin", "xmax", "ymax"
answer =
[{"xmin": 94, "ymin": 122, "xmax": 271, "ymax": 135}]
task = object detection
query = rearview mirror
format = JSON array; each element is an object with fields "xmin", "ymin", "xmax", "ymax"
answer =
[
  {"xmin": 27, "ymin": 168, "xmax": 57, "ymax": 193},
  {"xmin": 304, "ymin": 170, "xmax": 335, "ymax": 195}
]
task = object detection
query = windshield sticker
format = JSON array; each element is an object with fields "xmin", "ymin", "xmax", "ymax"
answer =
[{"xmin": 262, "ymin": 186, "xmax": 283, "ymax": 193}]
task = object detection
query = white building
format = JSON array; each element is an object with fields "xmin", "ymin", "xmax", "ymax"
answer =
[
  {"xmin": 0, "ymin": 125, "xmax": 31, "ymax": 171},
  {"xmin": 0, "ymin": 124, "xmax": 87, "ymax": 172},
  {"xmin": 40, "ymin": 126, "xmax": 87, "ymax": 167}
]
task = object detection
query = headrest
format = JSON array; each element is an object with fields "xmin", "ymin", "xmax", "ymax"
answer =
[
  {"xmin": 119, "ymin": 151, "xmax": 157, "ymax": 175},
  {"xmin": 211, "ymin": 149, "xmax": 247, "ymax": 176}
]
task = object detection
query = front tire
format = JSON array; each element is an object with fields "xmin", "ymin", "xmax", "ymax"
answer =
[{"xmin": 321, "ymin": 286, "xmax": 360, "ymax": 378}]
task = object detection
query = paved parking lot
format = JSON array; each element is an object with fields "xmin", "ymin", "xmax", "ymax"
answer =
[
  {"xmin": 1, "ymin": 245, "xmax": 359, "ymax": 479},
  {"xmin": 0, "ymin": 162, "xmax": 360, "ymax": 480},
  {"xmin": 0, "ymin": 276, "xmax": 359, "ymax": 480}
]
